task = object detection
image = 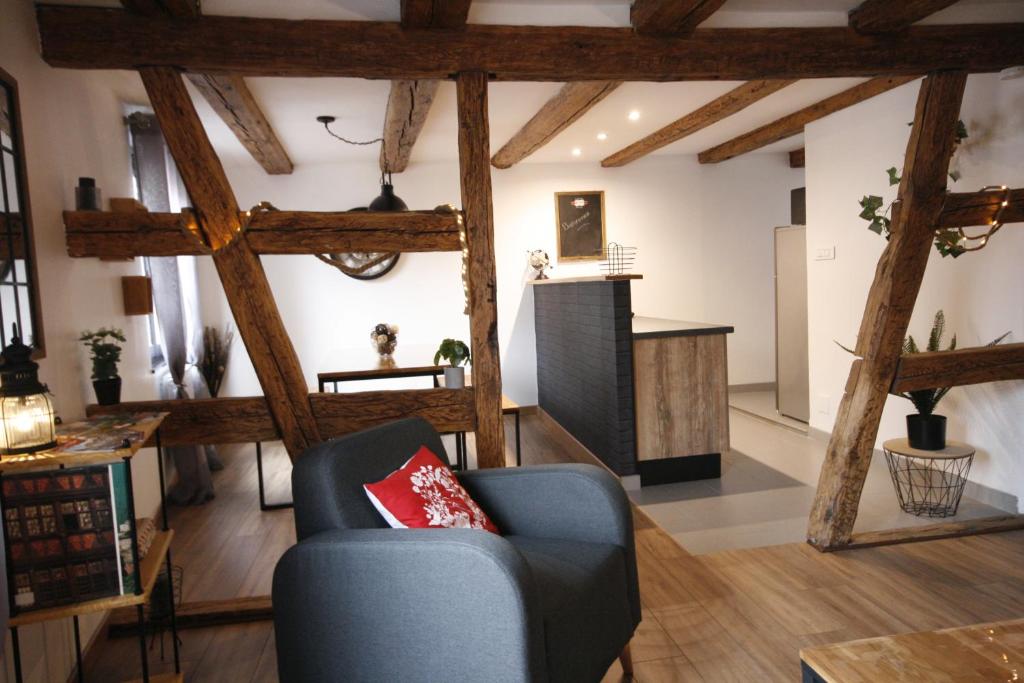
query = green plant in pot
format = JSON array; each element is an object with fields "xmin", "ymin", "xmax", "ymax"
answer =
[
  {"xmin": 79, "ymin": 327, "xmax": 126, "ymax": 405},
  {"xmin": 433, "ymin": 339, "xmax": 471, "ymax": 389},
  {"xmin": 899, "ymin": 312, "xmax": 1009, "ymax": 450}
]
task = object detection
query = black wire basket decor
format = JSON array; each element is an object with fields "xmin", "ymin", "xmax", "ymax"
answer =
[{"xmin": 883, "ymin": 446, "xmax": 975, "ymax": 518}]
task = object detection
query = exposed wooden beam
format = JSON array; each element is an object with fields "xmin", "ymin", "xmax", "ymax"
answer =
[
  {"xmin": 87, "ymin": 389, "xmax": 477, "ymax": 445},
  {"xmin": 700, "ymin": 76, "xmax": 918, "ymax": 164},
  {"xmin": 807, "ymin": 71, "xmax": 968, "ymax": 551},
  {"xmin": 789, "ymin": 148, "xmax": 805, "ymax": 168},
  {"xmin": 36, "ymin": 8, "xmax": 1024, "ymax": 81},
  {"xmin": 842, "ymin": 515, "xmax": 1024, "ymax": 550},
  {"xmin": 120, "ymin": 0, "xmax": 290, "ymax": 175},
  {"xmin": 185, "ymin": 74, "xmax": 293, "ymax": 174},
  {"xmin": 601, "ymin": 80, "xmax": 793, "ymax": 168},
  {"xmin": 631, "ymin": 0, "xmax": 728, "ymax": 36},
  {"xmin": 64, "ymin": 209, "xmax": 465, "ymax": 257},
  {"xmin": 457, "ymin": 71, "xmax": 505, "ymax": 469},
  {"xmin": 891, "ymin": 342, "xmax": 1024, "ymax": 393},
  {"xmin": 139, "ymin": 66, "xmax": 320, "ymax": 461},
  {"xmin": 400, "ymin": 0, "xmax": 472, "ymax": 29},
  {"xmin": 850, "ymin": 0, "xmax": 960, "ymax": 35},
  {"xmin": 493, "ymin": 81, "xmax": 621, "ymax": 169},
  {"xmin": 939, "ymin": 187, "xmax": 1024, "ymax": 227},
  {"xmin": 380, "ymin": 79, "xmax": 440, "ymax": 174}
]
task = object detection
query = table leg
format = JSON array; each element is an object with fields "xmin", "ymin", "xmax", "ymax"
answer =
[
  {"xmin": 257, "ymin": 441, "xmax": 294, "ymax": 511},
  {"xmin": 11, "ymin": 626, "xmax": 23, "ymax": 683},
  {"xmin": 515, "ymin": 411, "xmax": 522, "ymax": 467},
  {"xmin": 73, "ymin": 615, "xmax": 84, "ymax": 683}
]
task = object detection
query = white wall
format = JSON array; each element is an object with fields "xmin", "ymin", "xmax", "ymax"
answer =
[
  {"xmin": 204, "ymin": 154, "xmax": 800, "ymax": 405},
  {"xmin": 2, "ymin": 0, "xmax": 165, "ymax": 678},
  {"xmin": 805, "ymin": 73, "xmax": 1024, "ymax": 508}
]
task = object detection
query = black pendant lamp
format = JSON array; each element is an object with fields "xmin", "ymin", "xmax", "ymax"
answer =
[{"xmin": 369, "ymin": 171, "xmax": 408, "ymax": 213}]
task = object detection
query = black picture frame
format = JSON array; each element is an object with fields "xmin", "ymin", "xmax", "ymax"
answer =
[{"xmin": 554, "ymin": 190, "xmax": 605, "ymax": 262}]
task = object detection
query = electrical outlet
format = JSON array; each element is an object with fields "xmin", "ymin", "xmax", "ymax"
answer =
[{"xmin": 814, "ymin": 246, "xmax": 836, "ymax": 261}]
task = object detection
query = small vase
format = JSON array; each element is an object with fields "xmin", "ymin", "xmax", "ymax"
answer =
[
  {"xmin": 93, "ymin": 377, "xmax": 122, "ymax": 406},
  {"xmin": 906, "ymin": 414, "xmax": 946, "ymax": 450},
  {"xmin": 444, "ymin": 366, "xmax": 465, "ymax": 389}
]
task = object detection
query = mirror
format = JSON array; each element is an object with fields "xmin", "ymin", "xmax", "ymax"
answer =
[{"xmin": 0, "ymin": 68, "xmax": 44, "ymax": 354}]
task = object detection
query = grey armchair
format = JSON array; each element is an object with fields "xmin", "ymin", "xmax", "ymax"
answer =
[{"xmin": 273, "ymin": 417, "xmax": 640, "ymax": 683}]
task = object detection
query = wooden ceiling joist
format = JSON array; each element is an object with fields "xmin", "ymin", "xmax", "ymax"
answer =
[
  {"xmin": 849, "ymin": 0, "xmax": 961, "ymax": 35},
  {"xmin": 186, "ymin": 74, "xmax": 293, "ymax": 175},
  {"xmin": 400, "ymin": 0, "xmax": 472, "ymax": 29},
  {"xmin": 120, "ymin": 0, "xmax": 291, "ymax": 175},
  {"xmin": 35, "ymin": 7, "xmax": 1024, "ymax": 81},
  {"xmin": 493, "ymin": 81, "xmax": 621, "ymax": 169},
  {"xmin": 891, "ymin": 342, "xmax": 1024, "ymax": 393},
  {"xmin": 699, "ymin": 76, "xmax": 918, "ymax": 164},
  {"xmin": 380, "ymin": 79, "xmax": 441, "ymax": 174},
  {"xmin": 64, "ymin": 209, "xmax": 465, "ymax": 258},
  {"xmin": 631, "ymin": 0, "xmax": 728, "ymax": 36},
  {"xmin": 140, "ymin": 66, "xmax": 320, "ymax": 461},
  {"xmin": 807, "ymin": 71, "xmax": 968, "ymax": 550},
  {"xmin": 601, "ymin": 79, "xmax": 794, "ymax": 168},
  {"xmin": 789, "ymin": 148, "xmax": 805, "ymax": 168}
]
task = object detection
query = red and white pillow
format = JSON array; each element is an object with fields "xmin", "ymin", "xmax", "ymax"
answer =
[{"xmin": 364, "ymin": 446, "xmax": 499, "ymax": 534}]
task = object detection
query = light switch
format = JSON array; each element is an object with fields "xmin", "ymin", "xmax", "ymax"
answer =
[{"xmin": 814, "ymin": 246, "xmax": 836, "ymax": 261}]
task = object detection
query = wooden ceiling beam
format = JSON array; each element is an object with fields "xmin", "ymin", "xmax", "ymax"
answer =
[
  {"xmin": 121, "ymin": 0, "xmax": 292, "ymax": 175},
  {"xmin": 699, "ymin": 76, "xmax": 918, "ymax": 164},
  {"xmin": 938, "ymin": 187, "xmax": 1024, "ymax": 227},
  {"xmin": 400, "ymin": 0, "xmax": 472, "ymax": 29},
  {"xmin": 493, "ymin": 81, "xmax": 621, "ymax": 169},
  {"xmin": 850, "ymin": 0, "xmax": 960, "ymax": 34},
  {"xmin": 602, "ymin": 79, "xmax": 793, "ymax": 168},
  {"xmin": 789, "ymin": 148, "xmax": 805, "ymax": 168},
  {"xmin": 631, "ymin": 0, "xmax": 728, "ymax": 36},
  {"xmin": 36, "ymin": 7, "xmax": 1024, "ymax": 81}
]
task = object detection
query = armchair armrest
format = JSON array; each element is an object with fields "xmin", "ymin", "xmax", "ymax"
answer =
[
  {"xmin": 272, "ymin": 529, "xmax": 545, "ymax": 683},
  {"xmin": 458, "ymin": 464, "xmax": 640, "ymax": 624}
]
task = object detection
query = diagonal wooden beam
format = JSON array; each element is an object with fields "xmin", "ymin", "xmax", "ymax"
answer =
[
  {"xmin": 381, "ymin": 1, "xmax": 471, "ymax": 174},
  {"xmin": 121, "ymin": 0, "xmax": 291, "ymax": 175},
  {"xmin": 807, "ymin": 71, "xmax": 967, "ymax": 550},
  {"xmin": 631, "ymin": 0, "xmax": 728, "ymax": 36},
  {"xmin": 139, "ymin": 66, "xmax": 319, "ymax": 461},
  {"xmin": 602, "ymin": 80, "xmax": 793, "ymax": 168},
  {"xmin": 850, "ymin": 0, "xmax": 960, "ymax": 34},
  {"xmin": 493, "ymin": 81, "xmax": 621, "ymax": 169},
  {"xmin": 185, "ymin": 74, "xmax": 293, "ymax": 174},
  {"xmin": 401, "ymin": 0, "xmax": 472, "ymax": 29},
  {"xmin": 699, "ymin": 76, "xmax": 918, "ymax": 164},
  {"xmin": 35, "ymin": 8, "xmax": 1024, "ymax": 81},
  {"xmin": 457, "ymin": 71, "xmax": 505, "ymax": 469}
]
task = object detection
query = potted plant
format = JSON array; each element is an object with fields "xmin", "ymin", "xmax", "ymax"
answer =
[
  {"xmin": 79, "ymin": 327, "xmax": 126, "ymax": 405},
  {"xmin": 433, "ymin": 339, "xmax": 471, "ymax": 389}
]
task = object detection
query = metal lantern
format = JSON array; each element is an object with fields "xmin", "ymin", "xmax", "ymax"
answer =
[
  {"xmin": 368, "ymin": 173, "xmax": 408, "ymax": 212},
  {"xmin": 0, "ymin": 328, "xmax": 56, "ymax": 455}
]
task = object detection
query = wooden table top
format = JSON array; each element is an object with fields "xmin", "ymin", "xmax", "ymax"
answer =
[
  {"xmin": 801, "ymin": 617, "xmax": 1024, "ymax": 682},
  {"xmin": 883, "ymin": 438, "xmax": 975, "ymax": 460},
  {"xmin": 317, "ymin": 344, "xmax": 444, "ymax": 382},
  {"xmin": 0, "ymin": 412, "xmax": 168, "ymax": 474}
]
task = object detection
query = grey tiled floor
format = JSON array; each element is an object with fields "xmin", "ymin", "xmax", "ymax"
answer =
[{"xmin": 629, "ymin": 408, "xmax": 1012, "ymax": 555}]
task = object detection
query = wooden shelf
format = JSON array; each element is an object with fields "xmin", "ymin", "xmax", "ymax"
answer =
[
  {"xmin": 0, "ymin": 412, "xmax": 168, "ymax": 474},
  {"xmin": 10, "ymin": 529, "xmax": 174, "ymax": 627},
  {"xmin": 124, "ymin": 673, "xmax": 183, "ymax": 683}
]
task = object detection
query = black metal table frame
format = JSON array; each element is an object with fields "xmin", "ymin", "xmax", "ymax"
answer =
[{"xmin": 2, "ymin": 429, "xmax": 182, "ymax": 683}]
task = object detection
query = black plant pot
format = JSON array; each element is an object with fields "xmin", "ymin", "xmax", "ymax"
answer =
[
  {"xmin": 906, "ymin": 413, "xmax": 946, "ymax": 450},
  {"xmin": 93, "ymin": 377, "xmax": 122, "ymax": 406}
]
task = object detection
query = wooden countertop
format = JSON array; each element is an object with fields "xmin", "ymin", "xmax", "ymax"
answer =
[
  {"xmin": 632, "ymin": 316, "xmax": 734, "ymax": 339},
  {"xmin": 528, "ymin": 274, "xmax": 642, "ymax": 285}
]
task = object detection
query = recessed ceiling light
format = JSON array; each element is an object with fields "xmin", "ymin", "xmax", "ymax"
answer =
[
  {"xmin": 628, "ymin": 110, "xmax": 641, "ymax": 121},
  {"xmin": 597, "ymin": 132, "xmax": 608, "ymax": 141},
  {"xmin": 571, "ymin": 147, "xmax": 582, "ymax": 157}
]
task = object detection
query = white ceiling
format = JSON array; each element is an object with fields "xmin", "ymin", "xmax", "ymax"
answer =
[{"xmin": 76, "ymin": 0, "xmax": 1024, "ymax": 171}]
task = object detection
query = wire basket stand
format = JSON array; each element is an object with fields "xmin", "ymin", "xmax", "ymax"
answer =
[
  {"xmin": 883, "ymin": 439, "xmax": 975, "ymax": 518},
  {"xmin": 599, "ymin": 243, "xmax": 637, "ymax": 276}
]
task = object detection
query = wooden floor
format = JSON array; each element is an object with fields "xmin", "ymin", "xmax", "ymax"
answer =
[{"xmin": 84, "ymin": 413, "xmax": 1024, "ymax": 682}]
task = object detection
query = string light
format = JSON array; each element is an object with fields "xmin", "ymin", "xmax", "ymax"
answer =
[{"xmin": 942, "ymin": 185, "xmax": 1010, "ymax": 254}]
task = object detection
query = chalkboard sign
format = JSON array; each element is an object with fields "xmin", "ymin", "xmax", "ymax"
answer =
[{"xmin": 555, "ymin": 191, "xmax": 605, "ymax": 261}]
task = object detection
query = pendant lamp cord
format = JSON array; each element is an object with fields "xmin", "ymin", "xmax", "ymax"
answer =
[{"xmin": 319, "ymin": 117, "xmax": 392, "ymax": 177}]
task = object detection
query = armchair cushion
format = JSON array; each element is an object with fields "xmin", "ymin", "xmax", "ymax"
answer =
[
  {"xmin": 505, "ymin": 536, "xmax": 634, "ymax": 683},
  {"xmin": 364, "ymin": 445, "xmax": 499, "ymax": 532}
]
